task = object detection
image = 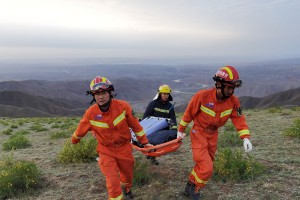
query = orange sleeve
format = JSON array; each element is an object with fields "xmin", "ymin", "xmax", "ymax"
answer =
[
  {"xmin": 72, "ymin": 108, "xmax": 93, "ymax": 140},
  {"xmin": 178, "ymin": 92, "xmax": 202, "ymax": 132},
  {"xmin": 125, "ymin": 102, "xmax": 149, "ymax": 145},
  {"xmin": 230, "ymin": 97, "xmax": 250, "ymax": 139}
]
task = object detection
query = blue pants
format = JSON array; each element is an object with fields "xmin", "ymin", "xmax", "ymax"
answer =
[{"xmin": 147, "ymin": 129, "xmax": 177, "ymax": 145}]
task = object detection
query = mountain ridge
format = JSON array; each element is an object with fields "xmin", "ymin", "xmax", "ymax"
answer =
[
  {"xmin": 0, "ymin": 91, "xmax": 85, "ymax": 117},
  {"xmin": 239, "ymin": 87, "xmax": 300, "ymax": 109},
  {"xmin": 1, "ymin": 59, "xmax": 300, "ymax": 98},
  {"xmin": 0, "ymin": 87, "xmax": 299, "ymax": 117}
]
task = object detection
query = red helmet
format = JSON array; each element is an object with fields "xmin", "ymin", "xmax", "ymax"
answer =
[
  {"xmin": 90, "ymin": 76, "xmax": 114, "ymax": 93},
  {"xmin": 213, "ymin": 66, "xmax": 242, "ymax": 87}
]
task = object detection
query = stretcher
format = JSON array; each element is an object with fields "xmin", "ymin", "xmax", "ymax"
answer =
[
  {"xmin": 140, "ymin": 116, "xmax": 170, "ymax": 136},
  {"xmin": 132, "ymin": 137, "xmax": 182, "ymax": 157},
  {"xmin": 131, "ymin": 116, "xmax": 183, "ymax": 157},
  {"xmin": 131, "ymin": 116, "xmax": 169, "ymax": 141}
]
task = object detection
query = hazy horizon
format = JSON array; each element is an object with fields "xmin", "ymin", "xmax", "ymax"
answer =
[{"xmin": 1, "ymin": 0, "xmax": 300, "ymax": 66}]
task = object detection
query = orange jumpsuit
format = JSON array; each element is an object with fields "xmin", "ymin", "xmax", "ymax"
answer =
[
  {"xmin": 178, "ymin": 88, "xmax": 250, "ymax": 189},
  {"xmin": 72, "ymin": 99, "xmax": 148, "ymax": 200}
]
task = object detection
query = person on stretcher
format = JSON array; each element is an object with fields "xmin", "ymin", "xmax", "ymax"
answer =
[{"xmin": 142, "ymin": 84, "xmax": 178, "ymax": 165}]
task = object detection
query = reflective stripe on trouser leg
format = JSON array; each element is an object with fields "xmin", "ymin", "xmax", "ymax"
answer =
[
  {"xmin": 189, "ymin": 133, "xmax": 218, "ymax": 189},
  {"xmin": 98, "ymin": 154, "xmax": 123, "ymax": 199}
]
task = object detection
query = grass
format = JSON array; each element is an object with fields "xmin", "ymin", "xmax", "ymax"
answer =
[
  {"xmin": 0, "ymin": 155, "xmax": 40, "ymax": 199},
  {"xmin": 2, "ymin": 134, "xmax": 31, "ymax": 151},
  {"xmin": 57, "ymin": 136, "xmax": 98, "ymax": 163},
  {"xmin": 133, "ymin": 159, "xmax": 153, "ymax": 186},
  {"xmin": 214, "ymin": 148, "xmax": 265, "ymax": 181},
  {"xmin": 50, "ymin": 131, "xmax": 71, "ymax": 139},
  {"xmin": 283, "ymin": 118, "xmax": 300, "ymax": 138},
  {"xmin": 0, "ymin": 108, "xmax": 299, "ymax": 199}
]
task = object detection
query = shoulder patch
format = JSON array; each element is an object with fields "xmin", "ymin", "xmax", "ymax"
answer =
[{"xmin": 237, "ymin": 107, "xmax": 243, "ymax": 116}]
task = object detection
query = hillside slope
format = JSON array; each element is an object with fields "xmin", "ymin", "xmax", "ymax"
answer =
[
  {"xmin": 239, "ymin": 87, "xmax": 300, "ymax": 109},
  {"xmin": 1, "ymin": 86, "xmax": 299, "ymax": 117},
  {"xmin": 176, "ymin": 87, "xmax": 300, "ymax": 112},
  {"xmin": 0, "ymin": 108, "xmax": 299, "ymax": 199},
  {"xmin": 0, "ymin": 91, "xmax": 85, "ymax": 117},
  {"xmin": 0, "ymin": 79, "xmax": 159, "ymax": 103},
  {"xmin": 0, "ymin": 104, "xmax": 54, "ymax": 118}
]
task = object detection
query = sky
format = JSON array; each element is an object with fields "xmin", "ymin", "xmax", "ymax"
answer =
[{"xmin": 0, "ymin": 0, "xmax": 300, "ymax": 65}]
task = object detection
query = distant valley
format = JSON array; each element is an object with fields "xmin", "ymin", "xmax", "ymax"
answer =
[{"xmin": 0, "ymin": 58, "xmax": 299, "ymax": 117}]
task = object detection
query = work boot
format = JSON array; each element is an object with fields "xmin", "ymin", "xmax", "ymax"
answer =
[
  {"xmin": 184, "ymin": 181, "xmax": 191, "ymax": 196},
  {"xmin": 146, "ymin": 156, "xmax": 159, "ymax": 165},
  {"xmin": 122, "ymin": 188, "xmax": 134, "ymax": 200},
  {"xmin": 183, "ymin": 181, "xmax": 201, "ymax": 200}
]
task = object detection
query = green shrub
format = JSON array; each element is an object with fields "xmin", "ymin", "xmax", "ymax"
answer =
[
  {"xmin": 224, "ymin": 122, "xmax": 235, "ymax": 132},
  {"xmin": 10, "ymin": 124, "xmax": 18, "ymax": 129},
  {"xmin": 66, "ymin": 125, "xmax": 77, "ymax": 132},
  {"xmin": 59, "ymin": 123, "xmax": 72, "ymax": 129},
  {"xmin": 57, "ymin": 136, "xmax": 98, "ymax": 163},
  {"xmin": 51, "ymin": 120, "xmax": 77, "ymax": 130},
  {"xmin": 2, "ymin": 135, "xmax": 31, "ymax": 151},
  {"xmin": 133, "ymin": 159, "xmax": 152, "ymax": 186},
  {"xmin": 1, "ymin": 128, "xmax": 13, "ymax": 135},
  {"xmin": 283, "ymin": 118, "xmax": 300, "ymax": 138},
  {"xmin": 50, "ymin": 124, "xmax": 60, "ymax": 128},
  {"xmin": 0, "ymin": 119, "xmax": 9, "ymax": 126},
  {"xmin": 214, "ymin": 148, "xmax": 265, "ymax": 181},
  {"xmin": 50, "ymin": 131, "xmax": 70, "ymax": 139},
  {"xmin": 0, "ymin": 156, "xmax": 40, "ymax": 199},
  {"xmin": 15, "ymin": 130, "xmax": 30, "ymax": 135},
  {"xmin": 29, "ymin": 124, "xmax": 48, "ymax": 132},
  {"xmin": 17, "ymin": 121, "xmax": 24, "ymax": 126},
  {"xmin": 218, "ymin": 130, "xmax": 242, "ymax": 148},
  {"xmin": 185, "ymin": 126, "xmax": 192, "ymax": 136},
  {"xmin": 290, "ymin": 106, "xmax": 300, "ymax": 111},
  {"xmin": 268, "ymin": 107, "xmax": 282, "ymax": 113}
]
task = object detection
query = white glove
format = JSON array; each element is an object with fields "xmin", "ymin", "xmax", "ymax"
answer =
[
  {"xmin": 243, "ymin": 138, "xmax": 252, "ymax": 152},
  {"xmin": 177, "ymin": 131, "xmax": 186, "ymax": 139}
]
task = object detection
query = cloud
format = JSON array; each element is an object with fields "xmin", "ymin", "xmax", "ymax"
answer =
[{"xmin": 0, "ymin": 0, "xmax": 299, "ymax": 63}]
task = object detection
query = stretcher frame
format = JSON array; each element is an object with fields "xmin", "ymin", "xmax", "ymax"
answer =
[{"xmin": 131, "ymin": 137, "xmax": 182, "ymax": 157}]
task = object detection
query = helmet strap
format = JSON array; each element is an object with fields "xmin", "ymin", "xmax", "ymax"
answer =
[
  {"xmin": 98, "ymin": 98, "xmax": 111, "ymax": 112},
  {"xmin": 111, "ymin": 92, "xmax": 117, "ymax": 98},
  {"xmin": 90, "ymin": 91, "xmax": 114, "ymax": 111},
  {"xmin": 216, "ymin": 81, "xmax": 232, "ymax": 100},
  {"xmin": 90, "ymin": 97, "xmax": 96, "ymax": 104}
]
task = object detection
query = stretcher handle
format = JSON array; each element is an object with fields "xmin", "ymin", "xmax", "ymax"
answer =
[{"xmin": 132, "ymin": 137, "xmax": 182, "ymax": 152}]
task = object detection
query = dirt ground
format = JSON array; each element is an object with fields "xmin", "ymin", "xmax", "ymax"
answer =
[{"xmin": 0, "ymin": 108, "xmax": 299, "ymax": 200}]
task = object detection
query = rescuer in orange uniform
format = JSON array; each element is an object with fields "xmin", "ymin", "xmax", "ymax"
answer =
[
  {"xmin": 71, "ymin": 76, "xmax": 153, "ymax": 200},
  {"xmin": 177, "ymin": 66, "xmax": 253, "ymax": 200}
]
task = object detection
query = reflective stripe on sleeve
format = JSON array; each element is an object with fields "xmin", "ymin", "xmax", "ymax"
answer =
[
  {"xmin": 180, "ymin": 120, "xmax": 189, "ymax": 127},
  {"xmin": 72, "ymin": 132, "xmax": 83, "ymax": 139},
  {"xmin": 135, "ymin": 130, "xmax": 145, "ymax": 137},
  {"xmin": 238, "ymin": 129, "xmax": 250, "ymax": 137}
]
